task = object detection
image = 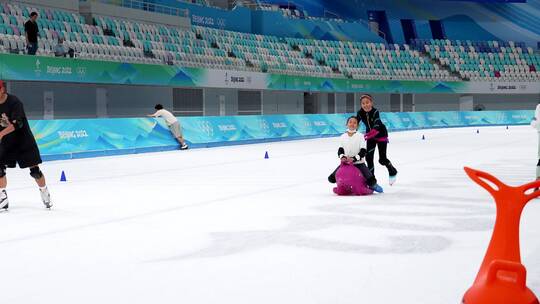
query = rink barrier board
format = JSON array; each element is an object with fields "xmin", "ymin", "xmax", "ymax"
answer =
[
  {"xmin": 38, "ymin": 124, "xmax": 527, "ymax": 161},
  {"xmin": 39, "ymin": 134, "xmax": 340, "ymax": 161},
  {"xmin": 31, "ymin": 110, "xmax": 534, "ymax": 161}
]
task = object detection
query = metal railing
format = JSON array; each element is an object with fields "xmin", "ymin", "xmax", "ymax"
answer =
[
  {"xmin": 356, "ymin": 18, "xmax": 386, "ymax": 41},
  {"xmin": 86, "ymin": 0, "xmax": 190, "ymax": 17},
  {"xmin": 229, "ymin": 0, "xmax": 259, "ymax": 9},
  {"xmin": 323, "ymin": 9, "xmax": 340, "ymax": 20}
]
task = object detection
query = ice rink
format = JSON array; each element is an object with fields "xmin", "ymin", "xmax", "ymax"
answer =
[{"xmin": 1, "ymin": 126, "xmax": 539, "ymax": 304}]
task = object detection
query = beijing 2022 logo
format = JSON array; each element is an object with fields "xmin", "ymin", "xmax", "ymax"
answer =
[{"xmin": 199, "ymin": 121, "xmax": 214, "ymax": 137}]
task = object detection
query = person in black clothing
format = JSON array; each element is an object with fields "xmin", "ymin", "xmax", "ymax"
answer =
[
  {"xmin": 24, "ymin": 12, "xmax": 39, "ymax": 55},
  {"xmin": 0, "ymin": 80, "xmax": 51, "ymax": 211},
  {"xmin": 356, "ymin": 94, "xmax": 398, "ymax": 185}
]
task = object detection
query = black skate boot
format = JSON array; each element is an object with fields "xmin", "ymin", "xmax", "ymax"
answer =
[{"xmin": 387, "ymin": 163, "xmax": 398, "ymax": 186}]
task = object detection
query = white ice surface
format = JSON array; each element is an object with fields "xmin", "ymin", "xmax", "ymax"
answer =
[{"xmin": 1, "ymin": 126, "xmax": 539, "ymax": 304}]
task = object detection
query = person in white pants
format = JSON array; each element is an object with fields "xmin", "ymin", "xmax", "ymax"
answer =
[
  {"xmin": 530, "ymin": 104, "xmax": 540, "ymax": 180},
  {"xmin": 148, "ymin": 104, "xmax": 188, "ymax": 150}
]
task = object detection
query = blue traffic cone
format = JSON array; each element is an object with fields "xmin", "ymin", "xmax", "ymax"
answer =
[
  {"xmin": 506, "ymin": 125, "xmax": 509, "ymax": 130},
  {"xmin": 477, "ymin": 129, "xmax": 480, "ymax": 134},
  {"xmin": 264, "ymin": 151, "xmax": 269, "ymax": 159},
  {"xmin": 60, "ymin": 171, "xmax": 67, "ymax": 182},
  {"xmin": 422, "ymin": 135, "xmax": 425, "ymax": 140}
]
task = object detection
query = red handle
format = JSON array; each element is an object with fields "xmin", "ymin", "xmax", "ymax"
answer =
[
  {"xmin": 520, "ymin": 179, "xmax": 540, "ymax": 202},
  {"xmin": 486, "ymin": 260, "xmax": 526, "ymax": 289},
  {"xmin": 465, "ymin": 167, "xmax": 540, "ymax": 204},
  {"xmin": 464, "ymin": 167, "xmax": 506, "ymax": 197}
]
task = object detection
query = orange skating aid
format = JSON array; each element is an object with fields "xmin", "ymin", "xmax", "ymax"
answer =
[{"xmin": 462, "ymin": 167, "xmax": 540, "ymax": 304}]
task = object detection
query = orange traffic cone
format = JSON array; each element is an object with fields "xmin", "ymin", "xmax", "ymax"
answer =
[{"xmin": 462, "ymin": 167, "xmax": 540, "ymax": 304}]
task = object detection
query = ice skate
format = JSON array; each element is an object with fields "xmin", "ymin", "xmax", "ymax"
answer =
[{"xmin": 40, "ymin": 187, "xmax": 52, "ymax": 209}]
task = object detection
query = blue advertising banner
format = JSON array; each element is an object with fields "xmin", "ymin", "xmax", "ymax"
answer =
[
  {"xmin": 30, "ymin": 110, "xmax": 534, "ymax": 161},
  {"xmin": 2, "ymin": 54, "xmax": 538, "ymax": 94}
]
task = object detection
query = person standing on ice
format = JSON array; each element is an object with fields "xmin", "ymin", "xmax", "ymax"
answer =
[
  {"xmin": 530, "ymin": 104, "xmax": 540, "ymax": 181},
  {"xmin": 328, "ymin": 116, "xmax": 383, "ymax": 193},
  {"xmin": 0, "ymin": 80, "xmax": 52, "ymax": 211},
  {"xmin": 356, "ymin": 94, "xmax": 398, "ymax": 185},
  {"xmin": 148, "ymin": 104, "xmax": 188, "ymax": 150}
]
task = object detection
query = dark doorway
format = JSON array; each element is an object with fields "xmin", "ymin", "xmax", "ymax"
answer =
[
  {"xmin": 304, "ymin": 92, "xmax": 318, "ymax": 114},
  {"xmin": 346, "ymin": 93, "xmax": 355, "ymax": 113},
  {"xmin": 328, "ymin": 93, "xmax": 335, "ymax": 114},
  {"xmin": 400, "ymin": 19, "xmax": 417, "ymax": 45},
  {"xmin": 429, "ymin": 20, "xmax": 446, "ymax": 40}
]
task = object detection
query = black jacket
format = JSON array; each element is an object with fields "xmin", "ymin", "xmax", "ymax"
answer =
[{"xmin": 356, "ymin": 107, "xmax": 388, "ymax": 139}]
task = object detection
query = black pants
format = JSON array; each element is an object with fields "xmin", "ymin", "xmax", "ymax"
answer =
[
  {"xmin": 366, "ymin": 140, "xmax": 396, "ymax": 176},
  {"xmin": 27, "ymin": 42, "xmax": 38, "ymax": 55},
  {"xmin": 328, "ymin": 163, "xmax": 377, "ymax": 187}
]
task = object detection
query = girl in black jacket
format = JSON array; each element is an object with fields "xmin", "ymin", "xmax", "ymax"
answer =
[{"xmin": 356, "ymin": 94, "xmax": 398, "ymax": 185}]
